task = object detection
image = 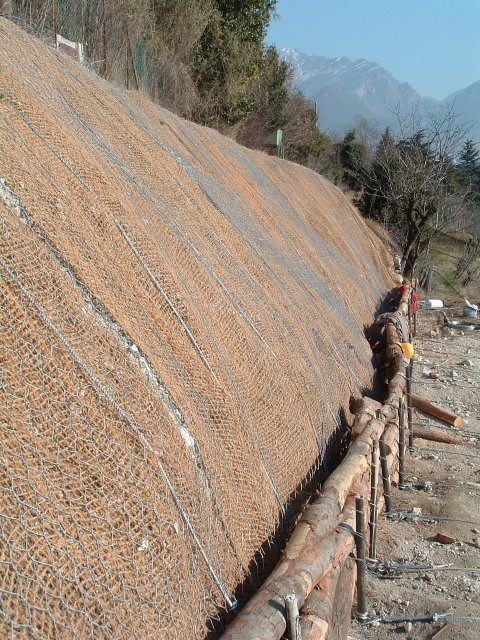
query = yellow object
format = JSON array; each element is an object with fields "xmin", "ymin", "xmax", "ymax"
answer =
[{"xmin": 400, "ymin": 342, "xmax": 415, "ymax": 358}]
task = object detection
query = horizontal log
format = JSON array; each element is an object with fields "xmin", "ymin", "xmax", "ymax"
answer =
[
  {"xmin": 385, "ymin": 323, "xmax": 402, "ymax": 351},
  {"xmin": 221, "ymin": 402, "xmax": 396, "ymax": 640},
  {"xmin": 412, "ymin": 394, "xmax": 463, "ymax": 428},
  {"xmin": 219, "ymin": 482, "xmax": 360, "ymax": 639},
  {"xmin": 321, "ymin": 417, "xmax": 384, "ymax": 512},
  {"xmin": 219, "ymin": 519, "xmax": 355, "ymax": 639},
  {"xmin": 382, "ymin": 378, "xmax": 404, "ymax": 420},
  {"xmin": 382, "ymin": 284, "xmax": 410, "ymax": 411},
  {"xmin": 412, "ymin": 426, "xmax": 463, "ymax": 445},
  {"xmin": 383, "ymin": 421, "xmax": 400, "ymax": 486},
  {"xmin": 328, "ymin": 557, "xmax": 356, "ymax": 640},
  {"xmin": 350, "ymin": 397, "xmax": 381, "ymax": 438}
]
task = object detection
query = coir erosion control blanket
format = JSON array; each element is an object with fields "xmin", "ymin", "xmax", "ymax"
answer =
[{"xmin": 0, "ymin": 17, "xmax": 391, "ymax": 639}]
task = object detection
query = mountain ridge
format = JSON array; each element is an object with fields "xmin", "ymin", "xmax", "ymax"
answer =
[{"xmin": 283, "ymin": 48, "xmax": 480, "ymax": 142}]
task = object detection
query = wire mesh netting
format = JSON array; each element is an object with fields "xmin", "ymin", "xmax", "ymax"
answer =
[
  {"xmin": 0, "ymin": 16, "xmax": 392, "ymax": 639},
  {"xmin": 2, "ymin": 0, "xmax": 202, "ymax": 111}
]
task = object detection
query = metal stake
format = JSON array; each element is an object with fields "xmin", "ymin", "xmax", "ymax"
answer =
[
  {"xmin": 284, "ymin": 594, "xmax": 300, "ymax": 640},
  {"xmin": 412, "ymin": 284, "xmax": 417, "ymax": 338},
  {"xmin": 369, "ymin": 446, "xmax": 379, "ymax": 560},
  {"xmin": 379, "ymin": 433, "xmax": 392, "ymax": 512},
  {"xmin": 355, "ymin": 495, "xmax": 368, "ymax": 620},
  {"xmin": 408, "ymin": 295, "xmax": 413, "ymax": 342},
  {"xmin": 406, "ymin": 361, "xmax": 414, "ymax": 454},
  {"xmin": 398, "ymin": 397, "xmax": 406, "ymax": 489}
]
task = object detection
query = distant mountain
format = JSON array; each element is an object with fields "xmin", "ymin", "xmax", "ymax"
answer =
[
  {"xmin": 282, "ymin": 49, "xmax": 479, "ymax": 143},
  {"xmin": 442, "ymin": 81, "xmax": 480, "ymax": 144}
]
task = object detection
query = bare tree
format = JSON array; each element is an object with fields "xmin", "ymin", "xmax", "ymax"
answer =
[{"xmin": 361, "ymin": 106, "xmax": 471, "ymax": 276}]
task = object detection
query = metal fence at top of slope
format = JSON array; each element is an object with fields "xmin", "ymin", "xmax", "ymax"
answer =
[
  {"xmin": 0, "ymin": 17, "xmax": 390, "ymax": 640},
  {"xmin": 2, "ymin": 0, "xmax": 195, "ymax": 107},
  {"xmin": 3, "ymin": 1, "xmax": 98, "ymax": 52}
]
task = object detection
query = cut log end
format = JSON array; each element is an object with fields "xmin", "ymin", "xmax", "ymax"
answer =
[{"xmin": 412, "ymin": 394, "xmax": 463, "ymax": 428}]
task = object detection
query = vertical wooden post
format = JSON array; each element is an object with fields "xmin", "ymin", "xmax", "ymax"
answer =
[
  {"xmin": 284, "ymin": 594, "xmax": 300, "ymax": 640},
  {"xmin": 355, "ymin": 495, "xmax": 368, "ymax": 620},
  {"xmin": 379, "ymin": 433, "xmax": 391, "ymax": 512}
]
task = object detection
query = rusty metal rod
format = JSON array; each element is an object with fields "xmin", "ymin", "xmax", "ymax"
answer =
[
  {"xmin": 413, "ymin": 285, "xmax": 417, "ymax": 338},
  {"xmin": 379, "ymin": 433, "xmax": 391, "ymax": 512},
  {"xmin": 406, "ymin": 361, "xmax": 414, "ymax": 454},
  {"xmin": 398, "ymin": 397, "xmax": 406, "ymax": 489},
  {"xmin": 355, "ymin": 495, "xmax": 368, "ymax": 620},
  {"xmin": 408, "ymin": 295, "xmax": 412, "ymax": 342},
  {"xmin": 369, "ymin": 447, "xmax": 379, "ymax": 559}
]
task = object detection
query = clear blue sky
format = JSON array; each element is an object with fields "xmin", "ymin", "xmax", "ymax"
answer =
[{"xmin": 266, "ymin": 0, "xmax": 480, "ymax": 100}]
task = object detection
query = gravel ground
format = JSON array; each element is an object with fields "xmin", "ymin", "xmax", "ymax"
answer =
[{"xmin": 350, "ymin": 300, "xmax": 480, "ymax": 640}]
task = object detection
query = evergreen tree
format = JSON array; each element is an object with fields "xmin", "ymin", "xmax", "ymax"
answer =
[
  {"xmin": 459, "ymin": 139, "xmax": 480, "ymax": 176},
  {"xmin": 361, "ymin": 127, "xmax": 395, "ymax": 221},
  {"xmin": 192, "ymin": 0, "xmax": 278, "ymax": 127},
  {"xmin": 339, "ymin": 129, "xmax": 368, "ymax": 191},
  {"xmin": 458, "ymin": 139, "xmax": 480, "ymax": 203},
  {"xmin": 215, "ymin": 0, "xmax": 277, "ymax": 43}
]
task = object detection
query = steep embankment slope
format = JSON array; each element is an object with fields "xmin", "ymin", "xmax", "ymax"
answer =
[{"xmin": 0, "ymin": 18, "xmax": 391, "ymax": 639}]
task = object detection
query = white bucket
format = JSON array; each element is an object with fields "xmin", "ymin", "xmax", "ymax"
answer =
[{"xmin": 424, "ymin": 299, "xmax": 444, "ymax": 309}]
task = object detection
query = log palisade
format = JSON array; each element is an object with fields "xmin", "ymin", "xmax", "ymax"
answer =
[{"xmin": 220, "ymin": 283, "xmax": 413, "ymax": 640}]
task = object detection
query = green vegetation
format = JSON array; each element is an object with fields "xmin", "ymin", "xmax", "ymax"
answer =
[
  {"xmin": 457, "ymin": 139, "xmax": 480, "ymax": 205},
  {"xmin": 420, "ymin": 232, "xmax": 480, "ymax": 300},
  {"xmin": 349, "ymin": 113, "xmax": 480, "ymax": 279},
  {"xmin": 131, "ymin": 0, "xmax": 331, "ymax": 168},
  {"xmin": 60, "ymin": 258, "xmax": 78, "ymax": 276},
  {"xmin": 338, "ymin": 129, "xmax": 368, "ymax": 191}
]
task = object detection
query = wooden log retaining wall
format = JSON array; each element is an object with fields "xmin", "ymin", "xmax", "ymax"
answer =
[{"xmin": 220, "ymin": 283, "xmax": 413, "ymax": 640}]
